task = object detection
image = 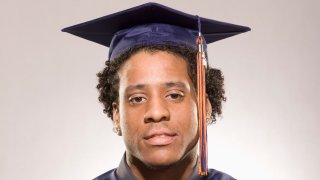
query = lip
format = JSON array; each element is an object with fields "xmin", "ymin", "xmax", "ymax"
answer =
[{"xmin": 144, "ymin": 129, "xmax": 177, "ymax": 146}]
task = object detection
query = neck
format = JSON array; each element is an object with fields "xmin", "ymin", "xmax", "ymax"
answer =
[{"xmin": 126, "ymin": 148, "xmax": 198, "ymax": 180}]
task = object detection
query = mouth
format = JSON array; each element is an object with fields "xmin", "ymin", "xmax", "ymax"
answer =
[{"xmin": 144, "ymin": 130, "xmax": 177, "ymax": 146}]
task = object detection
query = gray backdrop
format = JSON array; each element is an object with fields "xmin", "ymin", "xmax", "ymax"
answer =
[{"xmin": 1, "ymin": 0, "xmax": 319, "ymax": 179}]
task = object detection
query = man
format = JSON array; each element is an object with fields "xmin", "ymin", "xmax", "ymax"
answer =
[{"xmin": 63, "ymin": 2, "xmax": 250, "ymax": 180}]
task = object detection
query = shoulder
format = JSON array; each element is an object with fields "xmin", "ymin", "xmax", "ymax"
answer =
[
  {"xmin": 92, "ymin": 168, "xmax": 235, "ymax": 180},
  {"xmin": 93, "ymin": 168, "xmax": 118, "ymax": 180},
  {"xmin": 205, "ymin": 168, "xmax": 236, "ymax": 180}
]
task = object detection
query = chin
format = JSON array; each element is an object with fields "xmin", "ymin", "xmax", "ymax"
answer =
[
  {"xmin": 140, "ymin": 149, "xmax": 182, "ymax": 168},
  {"xmin": 144, "ymin": 159, "xmax": 177, "ymax": 170}
]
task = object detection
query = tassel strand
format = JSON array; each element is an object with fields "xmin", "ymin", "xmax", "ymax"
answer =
[{"xmin": 196, "ymin": 32, "xmax": 208, "ymax": 176}]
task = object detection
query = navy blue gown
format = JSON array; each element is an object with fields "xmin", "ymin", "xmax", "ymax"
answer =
[{"xmin": 94, "ymin": 155, "xmax": 235, "ymax": 180}]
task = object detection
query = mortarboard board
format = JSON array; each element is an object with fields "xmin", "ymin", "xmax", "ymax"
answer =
[
  {"xmin": 62, "ymin": 2, "xmax": 250, "ymax": 176},
  {"xmin": 62, "ymin": 2, "xmax": 250, "ymax": 60}
]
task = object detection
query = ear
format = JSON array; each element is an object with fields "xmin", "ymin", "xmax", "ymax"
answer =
[
  {"xmin": 112, "ymin": 102, "xmax": 122, "ymax": 136},
  {"xmin": 205, "ymin": 95, "xmax": 212, "ymax": 119}
]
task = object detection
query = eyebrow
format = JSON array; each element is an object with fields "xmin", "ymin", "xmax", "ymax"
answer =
[
  {"xmin": 125, "ymin": 84, "xmax": 146, "ymax": 92},
  {"xmin": 165, "ymin": 81, "xmax": 188, "ymax": 90},
  {"xmin": 125, "ymin": 81, "xmax": 188, "ymax": 93}
]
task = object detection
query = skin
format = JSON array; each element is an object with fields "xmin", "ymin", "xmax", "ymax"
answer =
[{"xmin": 112, "ymin": 50, "xmax": 211, "ymax": 180}]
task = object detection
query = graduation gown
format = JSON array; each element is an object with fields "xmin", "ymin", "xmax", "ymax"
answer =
[{"xmin": 93, "ymin": 154, "xmax": 235, "ymax": 180}]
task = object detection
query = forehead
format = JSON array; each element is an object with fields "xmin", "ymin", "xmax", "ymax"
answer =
[{"xmin": 118, "ymin": 50, "xmax": 191, "ymax": 87}]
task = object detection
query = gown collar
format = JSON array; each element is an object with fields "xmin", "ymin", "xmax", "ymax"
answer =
[{"xmin": 116, "ymin": 153, "xmax": 203, "ymax": 180}]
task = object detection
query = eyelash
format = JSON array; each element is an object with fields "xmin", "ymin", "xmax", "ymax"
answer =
[
  {"xmin": 128, "ymin": 96, "xmax": 147, "ymax": 105},
  {"xmin": 166, "ymin": 92, "xmax": 184, "ymax": 101},
  {"xmin": 128, "ymin": 91, "xmax": 185, "ymax": 105},
  {"xmin": 166, "ymin": 93, "xmax": 184, "ymax": 100}
]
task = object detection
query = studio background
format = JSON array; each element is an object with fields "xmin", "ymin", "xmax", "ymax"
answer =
[{"xmin": 1, "ymin": 0, "xmax": 319, "ymax": 179}]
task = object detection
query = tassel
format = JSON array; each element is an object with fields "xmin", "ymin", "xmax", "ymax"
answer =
[{"xmin": 196, "ymin": 31, "xmax": 208, "ymax": 176}]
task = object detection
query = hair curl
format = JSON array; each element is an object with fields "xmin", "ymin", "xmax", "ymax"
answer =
[{"xmin": 96, "ymin": 44, "xmax": 226, "ymax": 124}]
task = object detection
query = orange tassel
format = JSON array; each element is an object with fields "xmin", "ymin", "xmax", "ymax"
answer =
[{"xmin": 197, "ymin": 33, "xmax": 208, "ymax": 176}]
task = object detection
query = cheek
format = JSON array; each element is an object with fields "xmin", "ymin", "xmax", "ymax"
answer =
[
  {"xmin": 188, "ymin": 104, "xmax": 198, "ymax": 135},
  {"xmin": 173, "ymin": 100, "xmax": 198, "ymax": 134},
  {"xmin": 119, "ymin": 109, "xmax": 139, "ymax": 152},
  {"xmin": 119, "ymin": 102, "xmax": 144, "ymax": 140}
]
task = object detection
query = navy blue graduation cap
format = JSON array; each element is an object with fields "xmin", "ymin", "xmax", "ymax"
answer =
[
  {"xmin": 62, "ymin": 2, "xmax": 250, "ymax": 60},
  {"xmin": 62, "ymin": 2, "xmax": 250, "ymax": 176}
]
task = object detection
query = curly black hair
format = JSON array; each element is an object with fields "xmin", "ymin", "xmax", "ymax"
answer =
[{"xmin": 96, "ymin": 44, "xmax": 226, "ymax": 124}]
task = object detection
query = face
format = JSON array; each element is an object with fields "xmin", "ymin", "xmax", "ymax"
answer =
[{"xmin": 113, "ymin": 50, "xmax": 199, "ymax": 168}]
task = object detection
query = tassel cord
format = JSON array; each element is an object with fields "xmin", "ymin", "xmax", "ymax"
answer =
[{"xmin": 196, "ymin": 34, "xmax": 208, "ymax": 176}]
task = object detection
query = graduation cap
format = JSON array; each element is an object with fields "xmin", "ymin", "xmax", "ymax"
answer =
[{"xmin": 62, "ymin": 2, "xmax": 250, "ymax": 176}]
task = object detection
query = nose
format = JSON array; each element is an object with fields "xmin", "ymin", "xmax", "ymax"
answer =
[{"xmin": 144, "ymin": 97, "xmax": 170, "ymax": 123}]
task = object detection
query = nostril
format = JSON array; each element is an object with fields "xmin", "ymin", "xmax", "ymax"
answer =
[
  {"xmin": 143, "ymin": 107, "xmax": 170, "ymax": 123},
  {"xmin": 144, "ymin": 115, "xmax": 169, "ymax": 123},
  {"xmin": 143, "ymin": 98, "xmax": 170, "ymax": 123}
]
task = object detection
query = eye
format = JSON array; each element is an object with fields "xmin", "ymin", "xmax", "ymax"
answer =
[
  {"xmin": 128, "ymin": 96, "xmax": 147, "ymax": 105},
  {"xmin": 166, "ymin": 91, "xmax": 184, "ymax": 101}
]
